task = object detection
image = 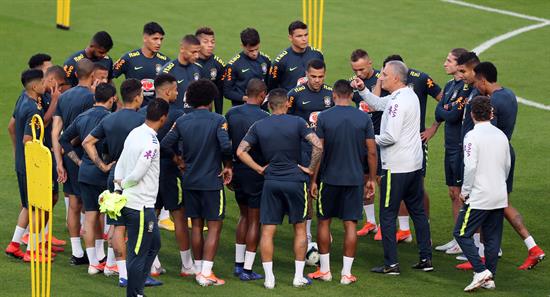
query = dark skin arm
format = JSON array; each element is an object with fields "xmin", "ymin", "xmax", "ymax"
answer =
[{"xmin": 82, "ymin": 134, "xmax": 115, "ymax": 173}]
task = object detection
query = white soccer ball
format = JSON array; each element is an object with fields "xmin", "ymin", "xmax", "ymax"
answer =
[{"xmin": 306, "ymin": 242, "xmax": 320, "ymax": 266}]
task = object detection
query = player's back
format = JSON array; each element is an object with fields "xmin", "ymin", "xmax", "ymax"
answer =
[
  {"xmin": 490, "ymin": 88, "xmax": 517, "ymax": 141},
  {"xmin": 73, "ymin": 106, "xmax": 110, "ymax": 154},
  {"xmin": 56, "ymin": 86, "xmax": 94, "ymax": 129},
  {"xmin": 13, "ymin": 93, "xmax": 43, "ymax": 173}
]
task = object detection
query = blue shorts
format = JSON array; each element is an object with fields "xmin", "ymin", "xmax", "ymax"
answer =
[
  {"xmin": 317, "ymin": 183, "xmax": 363, "ymax": 221},
  {"xmin": 183, "ymin": 189, "xmax": 225, "ymax": 221},
  {"xmin": 233, "ymin": 168, "xmax": 263, "ymax": 209},
  {"xmin": 80, "ymin": 182, "xmax": 105, "ymax": 211},
  {"xmin": 260, "ymin": 180, "xmax": 307, "ymax": 225},
  {"xmin": 62, "ymin": 155, "xmax": 81, "ymax": 196},
  {"xmin": 17, "ymin": 172, "xmax": 29, "ymax": 209},
  {"xmin": 156, "ymin": 159, "xmax": 181, "ymax": 210},
  {"xmin": 444, "ymin": 149, "xmax": 463, "ymax": 187},
  {"xmin": 507, "ymin": 146, "xmax": 515, "ymax": 193}
]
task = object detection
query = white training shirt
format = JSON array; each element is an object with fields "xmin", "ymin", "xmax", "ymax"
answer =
[
  {"xmin": 359, "ymin": 86, "xmax": 423, "ymax": 173},
  {"xmin": 114, "ymin": 123, "xmax": 160, "ymax": 210},
  {"xmin": 462, "ymin": 122, "xmax": 510, "ymax": 210}
]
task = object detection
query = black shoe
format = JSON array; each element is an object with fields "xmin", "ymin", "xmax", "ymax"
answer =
[
  {"xmin": 371, "ymin": 264, "xmax": 400, "ymax": 275},
  {"xmin": 99, "ymin": 256, "xmax": 107, "ymax": 264},
  {"xmin": 412, "ymin": 259, "xmax": 434, "ymax": 272},
  {"xmin": 70, "ymin": 254, "xmax": 89, "ymax": 265}
]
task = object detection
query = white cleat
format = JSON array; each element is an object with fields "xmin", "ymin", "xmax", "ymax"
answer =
[
  {"xmin": 456, "ymin": 254, "xmax": 468, "ymax": 261},
  {"xmin": 292, "ymin": 276, "xmax": 312, "ymax": 288},
  {"xmin": 180, "ymin": 265, "xmax": 197, "ymax": 277},
  {"xmin": 481, "ymin": 279, "xmax": 495, "ymax": 290},
  {"xmin": 340, "ymin": 274, "xmax": 357, "ymax": 285},
  {"xmin": 104, "ymin": 264, "xmax": 119, "ymax": 276},
  {"xmin": 464, "ymin": 269, "xmax": 493, "ymax": 292},
  {"xmin": 445, "ymin": 244, "xmax": 463, "ymax": 255},
  {"xmin": 435, "ymin": 239, "xmax": 457, "ymax": 251},
  {"xmin": 264, "ymin": 279, "xmax": 275, "ymax": 289},
  {"xmin": 88, "ymin": 264, "xmax": 104, "ymax": 275}
]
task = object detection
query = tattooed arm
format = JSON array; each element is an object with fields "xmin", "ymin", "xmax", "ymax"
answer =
[
  {"xmin": 236, "ymin": 140, "xmax": 265, "ymax": 175},
  {"xmin": 82, "ymin": 134, "xmax": 114, "ymax": 173},
  {"xmin": 304, "ymin": 132, "xmax": 323, "ymax": 174}
]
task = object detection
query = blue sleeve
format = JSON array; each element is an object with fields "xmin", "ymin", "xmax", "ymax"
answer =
[
  {"xmin": 424, "ymin": 73, "xmax": 441, "ymax": 99},
  {"xmin": 112, "ymin": 53, "xmax": 128, "ymax": 78},
  {"xmin": 160, "ymin": 120, "xmax": 181, "ymax": 158},
  {"xmin": 287, "ymin": 90, "xmax": 297, "ymax": 115},
  {"xmin": 316, "ymin": 113, "xmax": 325, "ymax": 139},
  {"xmin": 222, "ymin": 63, "xmax": 244, "ymax": 102},
  {"xmin": 59, "ymin": 120, "xmax": 79, "ymax": 154},
  {"xmin": 298, "ymin": 117, "xmax": 313, "ymax": 139},
  {"xmin": 436, "ymin": 96, "xmax": 464, "ymax": 123},
  {"xmin": 267, "ymin": 56, "xmax": 284, "ymax": 91},
  {"xmin": 365, "ymin": 115, "xmax": 375, "ymax": 139},
  {"xmin": 243, "ymin": 123, "xmax": 258, "ymax": 147},
  {"xmin": 23, "ymin": 109, "xmax": 38, "ymax": 138},
  {"xmin": 216, "ymin": 117, "xmax": 232, "ymax": 157},
  {"xmin": 90, "ymin": 119, "xmax": 106, "ymax": 139}
]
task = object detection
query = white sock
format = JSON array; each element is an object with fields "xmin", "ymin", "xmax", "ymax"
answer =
[
  {"xmin": 235, "ymin": 244, "xmax": 246, "ymax": 264},
  {"xmin": 398, "ymin": 216, "xmax": 410, "ymax": 230},
  {"xmin": 319, "ymin": 253, "xmax": 330, "ymax": 273},
  {"xmin": 180, "ymin": 249, "xmax": 193, "ymax": 269},
  {"xmin": 365, "ymin": 204, "xmax": 376, "ymax": 224},
  {"xmin": 152, "ymin": 255, "xmax": 161, "ymax": 269},
  {"xmin": 70, "ymin": 237, "xmax": 84, "ymax": 257},
  {"xmin": 95, "ymin": 239, "xmax": 105, "ymax": 260},
  {"xmin": 64, "ymin": 196, "xmax": 69, "ymax": 220},
  {"xmin": 24, "ymin": 226, "xmax": 29, "ymax": 236},
  {"xmin": 86, "ymin": 247, "xmax": 99, "ymax": 266},
  {"xmin": 342, "ymin": 256, "xmax": 354, "ymax": 276},
  {"xmin": 117, "ymin": 260, "xmax": 127, "ymax": 279},
  {"xmin": 478, "ymin": 243, "xmax": 485, "ymax": 257},
  {"xmin": 27, "ymin": 233, "xmax": 39, "ymax": 251},
  {"xmin": 294, "ymin": 260, "xmax": 305, "ymax": 279},
  {"xmin": 201, "ymin": 260, "xmax": 213, "ymax": 276},
  {"xmin": 244, "ymin": 251, "xmax": 256, "ymax": 270},
  {"xmin": 80, "ymin": 213, "xmax": 85, "ymax": 228},
  {"xmin": 43, "ymin": 223, "xmax": 49, "ymax": 235},
  {"xmin": 12, "ymin": 226, "xmax": 26, "ymax": 243},
  {"xmin": 524, "ymin": 236, "xmax": 537, "ymax": 250},
  {"xmin": 263, "ymin": 262, "xmax": 274, "ymax": 283},
  {"xmin": 103, "ymin": 217, "xmax": 110, "ymax": 235},
  {"xmin": 473, "ymin": 233, "xmax": 481, "ymax": 247},
  {"xmin": 106, "ymin": 248, "xmax": 116, "ymax": 266},
  {"xmin": 194, "ymin": 260, "xmax": 202, "ymax": 273},
  {"xmin": 159, "ymin": 208, "xmax": 170, "ymax": 220},
  {"xmin": 306, "ymin": 220, "xmax": 312, "ymax": 243}
]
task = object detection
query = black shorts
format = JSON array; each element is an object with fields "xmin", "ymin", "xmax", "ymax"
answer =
[
  {"xmin": 421, "ymin": 142, "xmax": 429, "ymax": 177},
  {"xmin": 260, "ymin": 180, "xmax": 307, "ymax": 225},
  {"xmin": 156, "ymin": 159, "xmax": 181, "ymax": 210},
  {"xmin": 107, "ymin": 167, "xmax": 115, "ymax": 192},
  {"xmin": 317, "ymin": 183, "xmax": 363, "ymax": 221},
  {"xmin": 444, "ymin": 149, "xmax": 463, "ymax": 187},
  {"xmin": 183, "ymin": 189, "xmax": 225, "ymax": 221},
  {"xmin": 80, "ymin": 182, "xmax": 105, "ymax": 211},
  {"xmin": 233, "ymin": 168, "xmax": 263, "ymax": 209},
  {"xmin": 17, "ymin": 172, "xmax": 28, "ymax": 209},
  {"xmin": 51, "ymin": 155, "xmax": 59, "ymax": 193},
  {"xmin": 507, "ymin": 146, "xmax": 515, "ymax": 193},
  {"xmin": 62, "ymin": 155, "xmax": 81, "ymax": 196}
]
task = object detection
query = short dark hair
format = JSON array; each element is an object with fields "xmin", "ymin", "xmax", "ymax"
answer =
[
  {"xmin": 154, "ymin": 73, "xmax": 176, "ymax": 90},
  {"xmin": 333, "ymin": 79, "xmax": 353, "ymax": 97},
  {"xmin": 450, "ymin": 48, "xmax": 468, "ymax": 60},
  {"xmin": 181, "ymin": 34, "xmax": 201, "ymax": 46},
  {"xmin": 383, "ymin": 54, "xmax": 404, "ymax": 68},
  {"xmin": 350, "ymin": 49, "xmax": 369, "ymax": 62},
  {"xmin": 288, "ymin": 20, "xmax": 307, "ymax": 35},
  {"xmin": 120, "ymin": 78, "xmax": 142, "ymax": 103},
  {"xmin": 146, "ymin": 98, "xmax": 170, "ymax": 121},
  {"xmin": 21, "ymin": 69, "xmax": 43, "ymax": 87},
  {"xmin": 474, "ymin": 62, "xmax": 498, "ymax": 83},
  {"xmin": 94, "ymin": 83, "xmax": 116, "ymax": 103},
  {"xmin": 246, "ymin": 78, "xmax": 267, "ymax": 98},
  {"xmin": 470, "ymin": 96, "xmax": 492, "ymax": 121},
  {"xmin": 91, "ymin": 31, "xmax": 113, "ymax": 51},
  {"xmin": 307, "ymin": 59, "xmax": 325, "ymax": 71},
  {"xmin": 45, "ymin": 65, "xmax": 66, "ymax": 81},
  {"xmin": 457, "ymin": 51, "xmax": 480, "ymax": 67},
  {"xmin": 143, "ymin": 22, "xmax": 165, "ymax": 35},
  {"xmin": 93, "ymin": 62, "xmax": 109, "ymax": 72},
  {"xmin": 267, "ymin": 88, "xmax": 288, "ymax": 109},
  {"xmin": 76, "ymin": 58, "xmax": 95, "ymax": 79},
  {"xmin": 186, "ymin": 79, "xmax": 218, "ymax": 108},
  {"xmin": 240, "ymin": 28, "xmax": 260, "ymax": 46},
  {"xmin": 195, "ymin": 27, "xmax": 214, "ymax": 37},
  {"xmin": 28, "ymin": 53, "xmax": 51, "ymax": 69}
]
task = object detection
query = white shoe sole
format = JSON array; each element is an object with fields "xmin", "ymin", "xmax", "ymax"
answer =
[{"xmin": 445, "ymin": 246, "xmax": 463, "ymax": 255}]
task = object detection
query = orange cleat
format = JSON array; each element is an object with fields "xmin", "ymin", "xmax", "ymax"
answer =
[
  {"xmin": 456, "ymin": 257, "xmax": 485, "ymax": 270},
  {"xmin": 357, "ymin": 222, "xmax": 378, "ymax": 236},
  {"xmin": 518, "ymin": 246, "xmax": 545, "ymax": 270},
  {"xmin": 48, "ymin": 234, "xmax": 66, "ymax": 246},
  {"xmin": 5, "ymin": 242, "xmax": 25, "ymax": 259},
  {"xmin": 374, "ymin": 225, "xmax": 382, "ymax": 241},
  {"xmin": 396, "ymin": 229, "xmax": 413, "ymax": 243},
  {"xmin": 23, "ymin": 251, "xmax": 53, "ymax": 263},
  {"xmin": 340, "ymin": 274, "xmax": 357, "ymax": 285},
  {"xmin": 307, "ymin": 267, "xmax": 332, "ymax": 281},
  {"xmin": 21, "ymin": 234, "xmax": 29, "ymax": 245},
  {"xmin": 196, "ymin": 272, "xmax": 225, "ymax": 286}
]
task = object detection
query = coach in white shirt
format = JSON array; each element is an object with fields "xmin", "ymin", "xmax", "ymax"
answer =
[
  {"xmin": 353, "ymin": 61, "xmax": 432, "ymax": 274},
  {"xmin": 114, "ymin": 98, "xmax": 169, "ymax": 297},
  {"xmin": 454, "ymin": 96, "xmax": 510, "ymax": 292}
]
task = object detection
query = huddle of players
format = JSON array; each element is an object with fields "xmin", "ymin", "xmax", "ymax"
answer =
[{"xmin": 5, "ymin": 18, "xmax": 545, "ymax": 293}]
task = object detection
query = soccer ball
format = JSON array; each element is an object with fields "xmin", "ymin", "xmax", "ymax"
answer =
[{"xmin": 306, "ymin": 242, "xmax": 320, "ymax": 266}]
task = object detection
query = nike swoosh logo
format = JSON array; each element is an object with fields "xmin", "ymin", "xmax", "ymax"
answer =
[
  {"xmin": 289, "ymin": 66, "xmax": 298, "ymax": 71},
  {"xmin": 241, "ymin": 68, "xmax": 250, "ymax": 73},
  {"xmin": 302, "ymin": 101, "xmax": 311, "ymax": 105},
  {"xmin": 134, "ymin": 66, "xmax": 143, "ymax": 70},
  {"xmin": 457, "ymin": 180, "xmax": 462, "ymax": 183},
  {"xmin": 177, "ymin": 80, "xmax": 184, "ymax": 83}
]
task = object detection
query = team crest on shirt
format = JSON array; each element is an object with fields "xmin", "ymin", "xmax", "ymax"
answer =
[
  {"xmin": 210, "ymin": 68, "xmax": 217, "ymax": 80},
  {"xmin": 141, "ymin": 79, "xmax": 155, "ymax": 96},
  {"xmin": 155, "ymin": 64, "xmax": 162, "ymax": 75},
  {"xmin": 323, "ymin": 96, "xmax": 331, "ymax": 108},
  {"xmin": 193, "ymin": 72, "xmax": 200, "ymax": 81},
  {"xmin": 309, "ymin": 111, "xmax": 320, "ymax": 127},
  {"xmin": 261, "ymin": 63, "xmax": 268, "ymax": 74},
  {"xmin": 388, "ymin": 103, "xmax": 399, "ymax": 117},
  {"xmin": 451, "ymin": 89, "xmax": 459, "ymax": 101},
  {"xmin": 359, "ymin": 101, "xmax": 371, "ymax": 113}
]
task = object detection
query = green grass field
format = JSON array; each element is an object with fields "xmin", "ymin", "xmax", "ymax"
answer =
[{"xmin": 1, "ymin": 0, "xmax": 549, "ymax": 296}]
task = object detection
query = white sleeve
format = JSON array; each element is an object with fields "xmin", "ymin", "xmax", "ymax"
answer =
[
  {"xmin": 113, "ymin": 157, "xmax": 123, "ymax": 192},
  {"xmin": 121, "ymin": 143, "xmax": 157, "ymax": 189},
  {"xmin": 461, "ymin": 133, "xmax": 478, "ymax": 197},
  {"xmin": 358, "ymin": 88, "xmax": 391, "ymax": 111},
  {"xmin": 504, "ymin": 142, "xmax": 511, "ymax": 179},
  {"xmin": 375, "ymin": 100, "xmax": 403, "ymax": 147}
]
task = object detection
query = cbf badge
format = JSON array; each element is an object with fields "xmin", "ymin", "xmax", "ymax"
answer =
[
  {"xmin": 147, "ymin": 221, "xmax": 154, "ymax": 233},
  {"xmin": 210, "ymin": 68, "xmax": 217, "ymax": 80},
  {"xmin": 155, "ymin": 64, "xmax": 162, "ymax": 75},
  {"xmin": 323, "ymin": 96, "xmax": 332, "ymax": 108},
  {"xmin": 261, "ymin": 63, "xmax": 268, "ymax": 75},
  {"xmin": 193, "ymin": 72, "xmax": 200, "ymax": 81}
]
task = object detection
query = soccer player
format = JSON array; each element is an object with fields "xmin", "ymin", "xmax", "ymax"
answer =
[
  {"xmin": 226, "ymin": 79, "xmax": 270, "ymax": 280},
  {"xmin": 83, "ymin": 79, "xmax": 146, "ymax": 287},
  {"xmin": 307, "ymin": 80, "xmax": 377, "ymax": 285},
  {"xmin": 473, "ymin": 62, "xmax": 545, "ymax": 270},
  {"xmin": 114, "ymin": 98, "xmax": 169, "ymax": 297},
  {"xmin": 268, "ymin": 20, "xmax": 323, "ymax": 92},
  {"xmin": 237, "ymin": 88, "xmax": 323, "ymax": 289},
  {"xmin": 455, "ymin": 96, "xmax": 510, "ymax": 292},
  {"xmin": 161, "ymin": 79, "xmax": 232, "ymax": 286},
  {"xmin": 160, "ymin": 34, "xmax": 202, "ymax": 111},
  {"xmin": 287, "ymin": 58, "xmax": 332, "ymax": 244},
  {"xmin": 349, "ymin": 49, "xmax": 381, "ymax": 236},
  {"xmin": 59, "ymin": 83, "xmax": 117, "ymax": 275},
  {"xmin": 63, "ymin": 31, "xmax": 114, "ymax": 87},
  {"xmin": 195, "ymin": 27, "xmax": 225, "ymax": 114},
  {"xmin": 28, "ymin": 53, "xmax": 52, "ymax": 73},
  {"xmin": 113, "ymin": 22, "xmax": 169, "ymax": 107},
  {"xmin": 52, "ymin": 58, "xmax": 96, "ymax": 265},
  {"xmin": 354, "ymin": 61, "xmax": 432, "ymax": 274},
  {"xmin": 224, "ymin": 28, "xmax": 271, "ymax": 107}
]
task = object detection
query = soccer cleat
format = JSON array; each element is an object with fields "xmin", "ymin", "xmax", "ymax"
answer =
[
  {"xmin": 357, "ymin": 222, "xmax": 378, "ymax": 236},
  {"xmin": 412, "ymin": 259, "xmax": 434, "ymax": 272},
  {"xmin": 48, "ymin": 244, "xmax": 65, "ymax": 253},
  {"xmin": 239, "ymin": 270, "xmax": 264, "ymax": 281},
  {"xmin": 518, "ymin": 245, "xmax": 545, "ymax": 270},
  {"xmin": 373, "ymin": 226, "xmax": 382, "ymax": 241},
  {"xmin": 150, "ymin": 264, "xmax": 166, "ymax": 277},
  {"xmin": 144, "ymin": 276, "xmax": 163, "ymax": 287},
  {"xmin": 292, "ymin": 276, "xmax": 312, "ymax": 287},
  {"xmin": 180, "ymin": 265, "xmax": 197, "ymax": 277},
  {"xmin": 445, "ymin": 244, "xmax": 462, "ymax": 255},
  {"xmin": 118, "ymin": 278, "xmax": 128, "ymax": 287},
  {"xmin": 88, "ymin": 262, "xmax": 106, "ymax": 275},
  {"xmin": 464, "ymin": 269, "xmax": 492, "ymax": 292},
  {"xmin": 48, "ymin": 234, "xmax": 66, "ymax": 246},
  {"xmin": 158, "ymin": 218, "xmax": 175, "ymax": 231},
  {"xmin": 435, "ymin": 239, "xmax": 457, "ymax": 251},
  {"xmin": 264, "ymin": 279, "xmax": 275, "ymax": 289},
  {"xmin": 70, "ymin": 254, "xmax": 89, "ymax": 265},
  {"xmin": 23, "ymin": 251, "xmax": 53, "ymax": 263},
  {"xmin": 102, "ymin": 233, "xmax": 108, "ymax": 240},
  {"xmin": 456, "ymin": 257, "xmax": 485, "ymax": 271},
  {"xmin": 22, "ymin": 234, "xmax": 29, "ymax": 245},
  {"xmin": 307, "ymin": 268, "xmax": 332, "ymax": 281},
  {"xmin": 233, "ymin": 264, "xmax": 244, "ymax": 276},
  {"xmin": 340, "ymin": 274, "xmax": 357, "ymax": 285},
  {"xmin": 5, "ymin": 242, "xmax": 25, "ymax": 259},
  {"xmin": 481, "ymin": 279, "xmax": 495, "ymax": 290},
  {"xmin": 196, "ymin": 272, "xmax": 225, "ymax": 286},
  {"xmin": 498, "ymin": 248, "xmax": 503, "ymax": 258},
  {"xmin": 104, "ymin": 264, "xmax": 119, "ymax": 276},
  {"xmin": 396, "ymin": 229, "xmax": 413, "ymax": 243},
  {"xmin": 455, "ymin": 254, "xmax": 467, "ymax": 261},
  {"xmin": 371, "ymin": 264, "xmax": 400, "ymax": 275}
]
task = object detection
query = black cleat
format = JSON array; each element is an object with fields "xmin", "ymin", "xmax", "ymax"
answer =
[
  {"xmin": 371, "ymin": 264, "xmax": 400, "ymax": 275},
  {"xmin": 412, "ymin": 259, "xmax": 434, "ymax": 272},
  {"xmin": 70, "ymin": 254, "xmax": 89, "ymax": 265}
]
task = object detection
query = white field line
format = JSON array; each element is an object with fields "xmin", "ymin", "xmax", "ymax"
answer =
[{"xmin": 442, "ymin": 0, "xmax": 550, "ymax": 111}]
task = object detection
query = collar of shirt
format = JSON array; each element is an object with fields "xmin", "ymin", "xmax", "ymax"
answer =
[{"xmin": 140, "ymin": 123, "xmax": 158, "ymax": 136}]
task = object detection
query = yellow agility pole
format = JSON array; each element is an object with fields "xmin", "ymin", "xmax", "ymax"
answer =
[
  {"xmin": 26, "ymin": 115, "xmax": 53, "ymax": 297},
  {"xmin": 56, "ymin": 0, "xmax": 71, "ymax": 30},
  {"xmin": 318, "ymin": 0, "xmax": 324, "ymax": 50},
  {"xmin": 302, "ymin": 0, "xmax": 325, "ymax": 50}
]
